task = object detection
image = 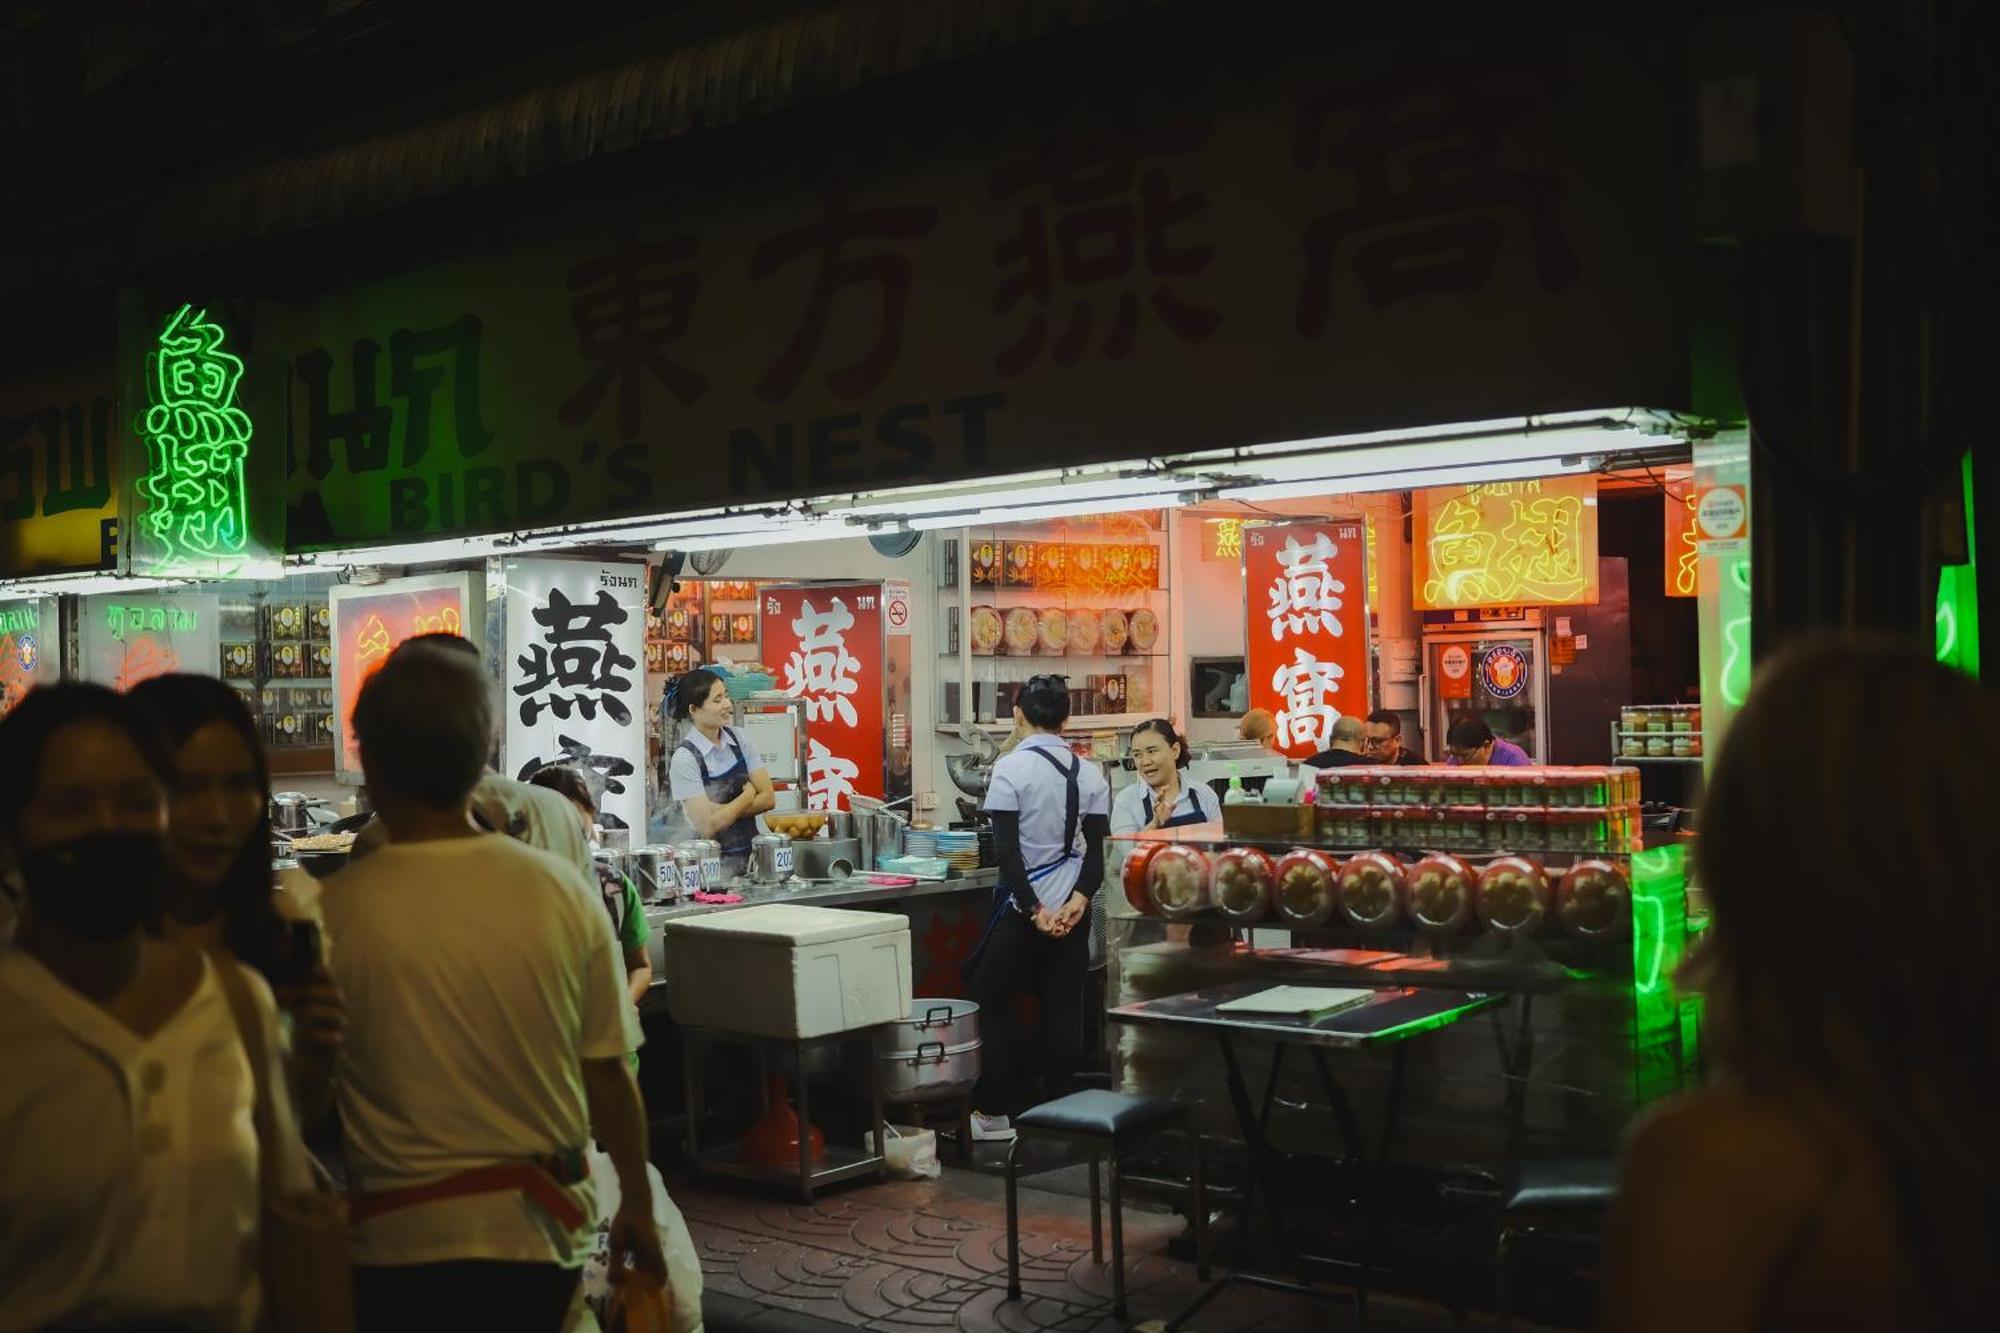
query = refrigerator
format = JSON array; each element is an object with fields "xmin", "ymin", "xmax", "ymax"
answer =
[{"xmin": 1417, "ymin": 559, "xmax": 1632, "ymax": 765}]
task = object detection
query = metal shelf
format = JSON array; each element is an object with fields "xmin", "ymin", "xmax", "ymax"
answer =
[{"xmin": 694, "ymin": 1140, "xmax": 886, "ymax": 1192}]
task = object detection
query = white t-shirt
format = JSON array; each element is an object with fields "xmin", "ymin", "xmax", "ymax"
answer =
[
  {"xmin": 982, "ymin": 734, "xmax": 1112, "ymax": 915},
  {"xmin": 321, "ymin": 834, "xmax": 641, "ymax": 1268},
  {"xmin": 0, "ymin": 948, "xmax": 280, "ymax": 1332},
  {"xmin": 668, "ymin": 726, "xmax": 765, "ymax": 804}
]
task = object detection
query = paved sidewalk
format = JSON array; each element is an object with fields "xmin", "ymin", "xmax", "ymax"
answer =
[{"xmin": 679, "ymin": 1167, "xmax": 1583, "ymax": 1333}]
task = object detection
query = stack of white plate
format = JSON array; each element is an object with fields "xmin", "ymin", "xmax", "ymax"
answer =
[{"xmin": 904, "ymin": 829, "xmax": 939, "ymax": 859}]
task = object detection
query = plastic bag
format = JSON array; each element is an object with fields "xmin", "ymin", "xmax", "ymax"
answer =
[
  {"xmin": 878, "ymin": 1124, "xmax": 940, "ymax": 1181},
  {"xmin": 576, "ymin": 1148, "xmax": 705, "ymax": 1333},
  {"xmin": 608, "ymin": 1277, "xmax": 677, "ymax": 1333}
]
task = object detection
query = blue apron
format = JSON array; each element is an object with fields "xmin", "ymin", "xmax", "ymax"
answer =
[
  {"xmin": 681, "ymin": 727, "xmax": 758, "ymax": 873},
  {"xmin": 963, "ymin": 746, "xmax": 1082, "ymax": 978},
  {"xmin": 1088, "ymin": 783, "xmax": 1209, "ymax": 968},
  {"xmin": 1142, "ymin": 785, "xmax": 1210, "ymax": 830}
]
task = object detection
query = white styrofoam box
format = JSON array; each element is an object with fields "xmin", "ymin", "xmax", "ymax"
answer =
[{"xmin": 661, "ymin": 905, "xmax": 912, "ymax": 1040}]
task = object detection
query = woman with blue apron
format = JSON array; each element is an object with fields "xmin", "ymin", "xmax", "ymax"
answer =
[
  {"xmin": 1100, "ymin": 717, "xmax": 1221, "ymax": 962},
  {"xmin": 962, "ymin": 676, "xmax": 1112, "ymax": 1140},
  {"xmin": 666, "ymin": 669, "xmax": 776, "ymax": 881}
]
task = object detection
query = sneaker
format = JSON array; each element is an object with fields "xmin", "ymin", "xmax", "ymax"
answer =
[{"xmin": 970, "ymin": 1112, "xmax": 1016, "ymax": 1142}]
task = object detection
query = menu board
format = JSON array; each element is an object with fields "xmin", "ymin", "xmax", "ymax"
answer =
[
  {"xmin": 80, "ymin": 592, "xmax": 220, "ymax": 692},
  {"xmin": 328, "ymin": 573, "xmax": 479, "ymax": 783},
  {"xmin": 761, "ymin": 582, "xmax": 885, "ymax": 811},
  {"xmin": 1243, "ymin": 521, "xmax": 1371, "ymax": 759},
  {"xmin": 0, "ymin": 597, "xmax": 56, "ymax": 716},
  {"xmin": 501, "ymin": 558, "xmax": 647, "ymax": 835}
]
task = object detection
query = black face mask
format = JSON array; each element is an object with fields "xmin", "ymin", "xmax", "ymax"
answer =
[{"xmin": 18, "ymin": 831, "xmax": 165, "ymax": 941}]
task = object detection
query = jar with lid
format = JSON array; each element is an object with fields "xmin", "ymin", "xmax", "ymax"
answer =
[
  {"xmin": 1671, "ymin": 734, "xmax": 1694, "ymax": 758},
  {"xmin": 1645, "ymin": 734, "xmax": 1671, "ymax": 758}
]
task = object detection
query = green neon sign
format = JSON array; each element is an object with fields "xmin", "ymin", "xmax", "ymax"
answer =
[
  {"xmin": 104, "ymin": 603, "xmax": 200, "ymax": 641},
  {"xmin": 0, "ymin": 604, "xmax": 38, "ymax": 636},
  {"xmin": 1720, "ymin": 557, "xmax": 1753, "ymax": 707},
  {"xmin": 138, "ymin": 304, "xmax": 252, "ymax": 574},
  {"xmin": 1935, "ymin": 450, "xmax": 1979, "ymax": 678}
]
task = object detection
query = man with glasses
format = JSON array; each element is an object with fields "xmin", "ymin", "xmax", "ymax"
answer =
[
  {"xmin": 1445, "ymin": 715, "xmax": 1533, "ymax": 766},
  {"xmin": 1361, "ymin": 709, "xmax": 1427, "ymax": 766}
]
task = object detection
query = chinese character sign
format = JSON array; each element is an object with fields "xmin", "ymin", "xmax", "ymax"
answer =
[
  {"xmin": 1413, "ymin": 476, "xmax": 1600, "ymax": 610},
  {"xmin": 80, "ymin": 592, "xmax": 220, "ymax": 692},
  {"xmin": 136, "ymin": 305, "xmax": 255, "ymax": 577},
  {"xmin": 1244, "ymin": 522, "xmax": 1370, "ymax": 759},
  {"xmin": 328, "ymin": 574, "xmax": 477, "ymax": 782},
  {"xmin": 503, "ymin": 559, "xmax": 647, "ymax": 835},
  {"xmin": 761, "ymin": 583, "xmax": 885, "ymax": 810}
]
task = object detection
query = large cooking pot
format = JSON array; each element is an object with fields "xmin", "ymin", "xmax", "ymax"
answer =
[
  {"xmin": 269, "ymin": 792, "xmax": 312, "ymax": 835},
  {"xmin": 873, "ymin": 999, "xmax": 982, "ymax": 1102}
]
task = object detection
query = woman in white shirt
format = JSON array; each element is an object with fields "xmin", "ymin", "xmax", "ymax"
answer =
[
  {"xmin": 1099, "ymin": 719, "xmax": 1221, "ymax": 965},
  {"xmin": 0, "ymin": 683, "xmax": 294, "ymax": 1333}
]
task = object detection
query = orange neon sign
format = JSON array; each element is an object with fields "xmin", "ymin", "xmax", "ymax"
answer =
[{"xmin": 1664, "ymin": 488, "xmax": 1699, "ymax": 597}]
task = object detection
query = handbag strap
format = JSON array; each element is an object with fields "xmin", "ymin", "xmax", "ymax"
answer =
[{"xmin": 209, "ymin": 948, "xmax": 319, "ymax": 1202}]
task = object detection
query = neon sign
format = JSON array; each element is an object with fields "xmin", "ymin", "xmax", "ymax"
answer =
[
  {"xmin": 1413, "ymin": 476, "xmax": 1600, "ymax": 610},
  {"xmin": 1664, "ymin": 488, "xmax": 1699, "ymax": 597},
  {"xmin": 138, "ymin": 304, "xmax": 253, "ymax": 575},
  {"xmin": 1720, "ymin": 557, "xmax": 1752, "ymax": 707},
  {"xmin": 105, "ymin": 603, "xmax": 200, "ymax": 640}
]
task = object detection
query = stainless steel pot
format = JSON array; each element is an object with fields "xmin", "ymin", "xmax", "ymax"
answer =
[
  {"xmin": 682, "ymin": 839, "xmax": 723, "ymax": 891},
  {"xmin": 749, "ymin": 833, "xmax": 793, "ymax": 884},
  {"xmin": 673, "ymin": 845, "xmax": 705, "ymax": 896},
  {"xmin": 874, "ymin": 999, "xmax": 981, "ymax": 1052},
  {"xmin": 876, "ymin": 1038, "xmax": 981, "ymax": 1102},
  {"xmin": 860, "ymin": 811, "xmax": 904, "ymax": 872},
  {"xmin": 270, "ymin": 792, "xmax": 312, "ymax": 835},
  {"xmin": 824, "ymin": 810, "xmax": 856, "ymax": 840},
  {"xmin": 629, "ymin": 847, "xmax": 670, "ymax": 902},
  {"xmin": 793, "ymin": 837, "xmax": 861, "ymax": 881}
]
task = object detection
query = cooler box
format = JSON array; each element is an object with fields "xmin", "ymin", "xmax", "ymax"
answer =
[{"xmin": 660, "ymin": 905, "xmax": 912, "ymax": 1039}]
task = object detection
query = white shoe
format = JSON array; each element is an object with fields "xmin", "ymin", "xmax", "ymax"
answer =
[{"xmin": 970, "ymin": 1112, "xmax": 1016, "ymax": 1142}]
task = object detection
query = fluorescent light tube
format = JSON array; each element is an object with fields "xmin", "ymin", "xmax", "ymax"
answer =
[
  {"xmin": 1216, "ymin": 456, "xmax": 1592, "ymax": 503},
  {"xmin": 906, "ymin": 493, "xmax": 1187, "ymax": 532}
]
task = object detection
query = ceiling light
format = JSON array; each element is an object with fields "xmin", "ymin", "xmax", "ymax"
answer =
[
  {"xmin": 1216, "ymin": 456, "xmax": 1594, "ymax": 503},
  {"xmin": 905, "ymin": 493, "xmax": 1190, "ymax": 532}
]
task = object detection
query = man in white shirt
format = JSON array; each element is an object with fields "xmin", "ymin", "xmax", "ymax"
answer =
[
  {"xmin": 966, "ymin": 675, "xmax": 1111, "ymax": 1139},
  {"xmin": 325, "ymin": 643, "xmax": 664, "ymax": 1328}
]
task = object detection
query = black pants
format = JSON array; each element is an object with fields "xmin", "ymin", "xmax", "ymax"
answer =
[
  {"xmin": 352, "ymin": 1260, "xmax": 579, "ymax": 1332},
  {"xmin": 966, "ymin": 906, "xmax": 1088, "ymax": 1115}
]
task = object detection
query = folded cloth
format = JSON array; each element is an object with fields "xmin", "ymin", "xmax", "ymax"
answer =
[{"xmin": 691, "ymin": 891, "xmax": 743, "ymax": 904}]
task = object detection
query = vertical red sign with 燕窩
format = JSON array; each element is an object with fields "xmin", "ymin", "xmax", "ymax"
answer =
[
  {"xmin": 761, "ymin": 583, "xmax": 885, "ymax": 810},
  {"xmin": 1243, "ymin": 521, "xmax": 1372, "ymax": 760}
]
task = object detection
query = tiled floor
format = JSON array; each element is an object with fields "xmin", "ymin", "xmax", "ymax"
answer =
[{"xmin": 673, "ymin": 1164, "xmax": 1582, "ymax": 1332}]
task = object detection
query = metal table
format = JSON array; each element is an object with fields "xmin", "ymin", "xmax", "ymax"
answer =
[
  {"xmin": 1110, "ymin": 980, "xmax": 1505, "ymax": 1329},
  {"xmin": 680, "ymin": 1023, "xmax": 888, "ymax": 1201}
]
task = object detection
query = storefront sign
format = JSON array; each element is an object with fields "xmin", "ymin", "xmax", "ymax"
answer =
[
  {"xmin": 132, "ymin": 305, "xmax": 258, "ymax": 578},
  {"xmin": 80, "ymin": 592, "xmax": 219, "ymax": 691},
  {"xmin": 1664, "ymin": 487, "xmax": 1700, "ymax": 597},
  {"xmin": 1243, "ymin": 521, "xmax": 1370, "ymax": 758},
  {"xmin": 328, "ymin": 573, "xmax": 479, "ymax": 782},
  {"xmin": 1, "ymin": 363, "xmax": 120, "ymax": 577},
  {"xmin": 502, "ymin": 558, "xmax": 648, "ymax": 834},
  {"xmin": 761, "ymin": 583, "xmax": 885, "ymax": 809},
  {"xmin": 1437, "ymin": 643, "xmax": 1474, "ymax": 700},
  {"xmin": 0, "ymin": 598, "xmax": 55, "ymax": 715},
  {"xmin": 1480, "ymin": 644, "xmax": 1531, "ymax": 698},
  {"xmin": 1413, "ymin": 476, "xmax": 1601, "ymax": 610},
  {"xmin": 263, "ymin": 18, "xmax": 1683, "ymax": 552}
]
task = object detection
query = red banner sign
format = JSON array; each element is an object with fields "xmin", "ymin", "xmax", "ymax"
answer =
[
  {"xmin": 1243, "ymin": 521, "xmax": 1371, "ymax": 759},
  {"xmin": 761, "ymin": 583, "xmax": 885, "ymax": 810}
]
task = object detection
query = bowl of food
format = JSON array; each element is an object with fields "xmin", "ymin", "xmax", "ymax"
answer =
[{"xmin": 764, "ymin": 812, "xmax": 830, "ymax": 840}]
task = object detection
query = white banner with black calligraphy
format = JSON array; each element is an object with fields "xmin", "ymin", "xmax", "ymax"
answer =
[{"xmin": 502, "ymin": 558, "xmax": 648, "ymax": 836}]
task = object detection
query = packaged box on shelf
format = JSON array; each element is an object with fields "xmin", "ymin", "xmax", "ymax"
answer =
[{"xmin": 1221, "ymin": 802, "xmax": 1313, "ymax": 842}]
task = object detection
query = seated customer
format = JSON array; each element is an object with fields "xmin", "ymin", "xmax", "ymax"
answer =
[
  {"xmin": 1305, "ymin": 715, "xmax": 1372, "ymax": 768},
  {"xmin": 1444, "ymin": 716, "xmax": 1532, "ymax": 766},
  {"xmin": 1362, "ymin": 709, "xmax": 1426, "ymax": 765},
  {"xmin": 1600, "ymin": 640, "xmax": 1999, "ymax": 1330}
]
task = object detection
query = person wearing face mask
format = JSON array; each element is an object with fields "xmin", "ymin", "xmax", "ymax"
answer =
[
  {"xmin": 527, "ymin": 763, "xmax": 654, "ymax": 1010},
  {"xmin": 0, "ymin": 683, "xmax": 309, "ymax": 1332},
  {"xmin": 130, "ymin": 674, "xmax": 347, "ymax": 1123}
]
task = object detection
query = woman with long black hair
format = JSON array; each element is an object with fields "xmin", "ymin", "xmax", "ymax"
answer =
[{"xmin": 129, "ymin": 674, "xmax": 345, "ymax": 1119}]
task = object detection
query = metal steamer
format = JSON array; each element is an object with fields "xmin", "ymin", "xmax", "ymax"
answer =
[{"xmin": 873, "ymin": 999, "xmax": 982, "ymax": 1102}]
